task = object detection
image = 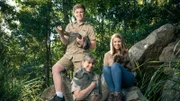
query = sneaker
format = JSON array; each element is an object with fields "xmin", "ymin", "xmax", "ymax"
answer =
[
  {"xmin": 107, "ymin": 93, "xmax": 114, "ymax": 101},
  {"xmin": 46, "ymin": 95, "xmax": 65, "ymax": 101}
]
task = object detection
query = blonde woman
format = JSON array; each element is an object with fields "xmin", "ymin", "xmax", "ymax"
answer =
[{"xmin": 103, "ymin": 34, "xmax": 135, "ymax": 101}]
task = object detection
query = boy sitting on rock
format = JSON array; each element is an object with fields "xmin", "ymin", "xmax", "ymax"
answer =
[{"xmin": 71, "ymin": 54, "xmax": 101, "ymax": 101}]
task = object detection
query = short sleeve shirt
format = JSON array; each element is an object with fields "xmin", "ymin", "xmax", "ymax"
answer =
[
  {"xmin": 71, "ymin": 73, "xmax": 100, "ymax": 101},
  {"xmin": 64, "ymin": 22, "xmax": 96, "ymax": 61}
]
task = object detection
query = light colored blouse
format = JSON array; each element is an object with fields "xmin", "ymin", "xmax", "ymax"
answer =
[
  {"xmin": 103, "ymin": 51, "xmax": 114, "ymax": 67},
  {"xmin": 103, "ymin": 51, "xmax": 135, "ymax": 72}
]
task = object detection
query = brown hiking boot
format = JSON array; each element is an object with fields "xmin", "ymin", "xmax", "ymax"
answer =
[
  {"xmin": 107, "ymin": 93, "xmax": 114, "ymax": 101},
  {"xmin": 114, "ymin": 92, "xmax": 122, "ymax": 101},
  {"xmin": 89, "ymin": 95, "xmax": 102, "ymax": 101}
]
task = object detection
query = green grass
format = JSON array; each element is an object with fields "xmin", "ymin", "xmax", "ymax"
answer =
[{"xmin": 136, "ymin": 60, "xmax": 180, "ymax": 101}]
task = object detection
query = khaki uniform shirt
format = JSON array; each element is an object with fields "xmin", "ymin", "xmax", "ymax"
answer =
[
  {"xmin": 71, "ymin": 73, "xmax": 100, "ymax": 101},
  {"xmin": 64, "ymin": 22, "xmax": 95, "ymax": 61}
]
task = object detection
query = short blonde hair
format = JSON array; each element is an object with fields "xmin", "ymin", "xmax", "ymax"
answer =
[
  {"xmin": 110, "ymin": 33, "xmax": 127, "ymax": 55},
  {"xmin": 73, "ymin": 4, "xmax": 85, "ymax": 12}
]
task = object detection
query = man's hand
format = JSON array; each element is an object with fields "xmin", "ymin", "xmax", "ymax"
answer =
[
  {"xmin": 55, "ymin": 26, "xmax": 63, "ymax": 36},
  {"xmin": 76, "ymin": 36, "xmax": 84, "ymax": 46},
  {"xmin": 76, "ymin": 36, "xmax": 91, "ymax": 50}
]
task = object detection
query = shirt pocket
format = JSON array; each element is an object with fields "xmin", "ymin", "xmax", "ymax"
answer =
[
  {"xmin": 73, "ymin": 53, "xmax": 85, "ymax": 62},
  {"xmin": 79, "ymin": 30, "xmax": 88, "ymax": 37}
]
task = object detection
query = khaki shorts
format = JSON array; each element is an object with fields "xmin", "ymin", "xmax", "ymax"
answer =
[{"xmin": 57, "ymin": 54, "xmax": 83, "ymax": 71}]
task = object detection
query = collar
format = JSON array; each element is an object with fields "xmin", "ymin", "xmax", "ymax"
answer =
[{"xmin": 74, "ymin": 21, "xmax": 87, "ymax": 26}]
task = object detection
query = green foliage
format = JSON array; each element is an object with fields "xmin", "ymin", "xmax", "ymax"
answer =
[
  {"xmin": 0, "ymin": 0, "xmax": 180, "ymax": 100},
  {"xmin": 144, "ymin": 65, "xmax": 166, "ymax": 100},
  {"xmin": 136, "ymin": 61, "xmax": 180, "ymax": 101},
  {"xmin": 0, "ymin": 52, "xmax": 44, "ymax": 101},
  {"xmin": 0, "ymin": 70, "xmax": 44, "ymax": 100},
  {"xmin": 19, "ymin": 77, "xmax": 44, "ymax": 101}
]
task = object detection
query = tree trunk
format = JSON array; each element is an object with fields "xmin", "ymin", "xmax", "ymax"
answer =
[{"xmin": 45, "ymin": 0, "xmax": 52, "ymax": 86}]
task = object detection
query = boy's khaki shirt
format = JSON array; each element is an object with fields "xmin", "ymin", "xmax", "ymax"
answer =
[
  {"xmin": 71, "ymin": 68, "xmax": 100, "ymax": 101},
  {"xmin": 64, "ymin": 22, "xmax": 95, "ymax": 61}
]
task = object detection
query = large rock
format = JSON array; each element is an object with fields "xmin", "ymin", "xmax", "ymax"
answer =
[
  {"xmin": 100, "ymin": 74, "xmax": 109, "ymax": 101},
  {"xmin": 42, "ymin": 74, "xmax": 148, "ymax": 101},
  {"xmin": 161, "ymin": 68, "xmax": 180, "ymax": 101},
  {"xmin": 122, "ymin": 86, "xmax": 148, "ymax": 101},
  {"xmin": 101, "ymin": 75, "xmax": 148, "ymax": 101},
  {"xmin": 127, "ymin": 23, "xmax": 179, "ymax": 101},
  {"xmin": 41, "ymin": 74, "xmax": 73, "ymax": 101},
  {"xmin": 41, "ymin": 85, "xmax": 55, "ymax": 100},
  {"xmin": 159, "ymin": 40, "xmax": 180, "ymax": 62},
  {"xmin": 129, "ymin": 24, "xmax": 177, "ymax": 63}
]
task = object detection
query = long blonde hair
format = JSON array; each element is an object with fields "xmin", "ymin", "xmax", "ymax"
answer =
[{"xmin": 110, "ymin": 33, "xmax": 127, "ymax": 55}]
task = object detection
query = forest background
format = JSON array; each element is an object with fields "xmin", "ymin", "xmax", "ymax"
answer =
[{"xmin": 0, "ymin": 0, "xmax": 179, "ymax": 101}]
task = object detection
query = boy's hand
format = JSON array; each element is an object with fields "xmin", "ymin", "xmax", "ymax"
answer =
[
  {"xmin": 90, "ymin": 81, "xmax": 97, "ymax": 88},
  {"xmin": 92, "ymin": 74, "xmax": 98, "ymax": 81},
  {"xmin": 92, "ymin": 75, "xmax": 99, "ymax": 87}
]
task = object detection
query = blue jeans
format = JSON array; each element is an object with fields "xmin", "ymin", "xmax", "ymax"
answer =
[{"xmin": 103, "ymin": 63, "xmax": 135, "ymax": 92}]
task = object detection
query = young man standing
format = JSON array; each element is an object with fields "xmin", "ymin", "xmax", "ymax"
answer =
[{"xmin": 47, "ymin": 4, "xmax": 96, "ymax": 101}]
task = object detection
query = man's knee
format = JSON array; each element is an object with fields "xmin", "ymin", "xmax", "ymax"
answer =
[{"xmin": 52, "ymin": 63, "xmax": 65, "ymax": 74}]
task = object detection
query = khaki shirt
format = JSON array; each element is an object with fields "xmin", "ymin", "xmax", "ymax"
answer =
[
  {"xmin": 64, "ymin": 22, "xmax": 95, "ymax": 61},
  {"xmin": 71, "ymin": 71, "xmax": 100, "ymax": 101}
]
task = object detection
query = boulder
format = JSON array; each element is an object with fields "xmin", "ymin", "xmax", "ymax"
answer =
[
  {"xmin": 42, "ymin": 74, "xmax": 147, "ymax": 101},
  {"xmin": 101, "ymin": 75, "xmax": 148, "ymax": 101},
  {"xmin": 129, "ymin": 24, "xmax": 177, "ymax": 63},
  {"xmin": 41, "ymin": 74, "xmax": 73, "ymax": 101},
  {"xmin": 161, "ymin": 68, "xmax": 180, "ymax": 101},
  {"xmin": 159, "ymin": 40, "xmax": 180, "ymax": 62}
]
